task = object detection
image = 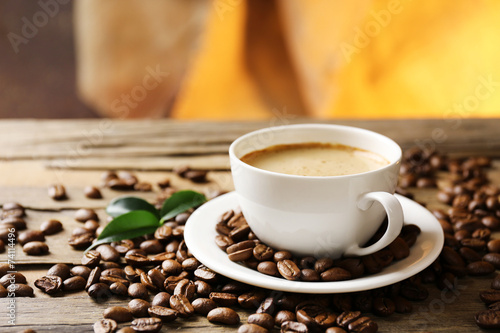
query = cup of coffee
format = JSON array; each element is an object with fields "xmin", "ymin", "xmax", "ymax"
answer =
[{"xmin": 229, "ymin": 124, "xmax": 403, "ymax": 259}]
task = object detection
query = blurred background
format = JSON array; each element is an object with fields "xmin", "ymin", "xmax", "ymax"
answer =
[{"xmin": 2, "ymin": 0, "xmax": 500, "ymax": 120}]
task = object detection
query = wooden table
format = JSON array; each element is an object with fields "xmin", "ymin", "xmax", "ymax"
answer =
[{"xmin": 0, "ymin": 118, "xmax": 499, "ymax": 332}]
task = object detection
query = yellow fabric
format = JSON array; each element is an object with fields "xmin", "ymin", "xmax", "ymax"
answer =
[{"xmin": 172, "ymin": 0, "xmax": 500, "ymax": 120}]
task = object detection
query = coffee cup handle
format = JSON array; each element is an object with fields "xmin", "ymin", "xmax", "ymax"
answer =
[{"xmin": 344, "ymin": 192, "xmax": 404, "ymax": 257}]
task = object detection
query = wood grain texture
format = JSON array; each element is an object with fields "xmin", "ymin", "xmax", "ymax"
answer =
[{"xmin": 0, "ymin": 119, "xmax": 499, "ymax": 332}]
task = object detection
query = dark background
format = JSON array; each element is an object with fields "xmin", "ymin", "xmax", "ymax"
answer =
[{"xmin": 0, "ymin": 0, "xmax": 97, "ymax": 118}]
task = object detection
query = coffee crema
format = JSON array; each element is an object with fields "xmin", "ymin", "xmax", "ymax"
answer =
[{"xmin": 240, "ymin": 142, "xmax": 389, "ymax": 177}]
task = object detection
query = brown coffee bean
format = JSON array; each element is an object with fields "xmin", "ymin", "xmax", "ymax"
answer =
[
  {"xmin": 128, "ymin": 282, "xmax": 149, "ymax": 299},
  {"xmin": 441, "ymin": 246, "xmax": 465, "ymax": 267},
  {"xmin": 325, "ymin": 328, "xmax": 348, "ymax": 333},
  {"xmin": 71, "ymin": 265, "xmax": 91, "ymax": 280},
  {"xmin": 63, "ymin": 276, "xmax": 86, "ymax": 292},
  {"xmin": 361, "ymin": 255, "xmax": 382, "ymax": 274},
  {"xmin": 151, "ymin": 292, "xmax": 171, "ymax": 307},
  {"xmin": 484, "ymin": 253, "xmax": 500, "ymax": 269},
  {"xmin": 475, "ymin": 310, "xmax": 500, "ymax": 329},
  {"xmin": 83, "ymin": 185, "xmax": 102, "ymax": 199},
  {"xmin": 146, "ymin": 268, "xmax": 165, "ymax": 291},
  {"xmin": 82, "ymin": 250, "xmax": 101, "ymax": 267},
  {"xmin": 337, "ymin": 258, "xmax": 365, "ymax": 279},
  {"xmin": 321, "ymin": 267, "xmax": 351, "ymax": 282},
  {"xmin": 104, "ymin": 306, "xmax": 133, "ymax": 323},
  {"xmin": 40, "ymin": 219, "xmax": 63, "ymax": 235},
  {"xmin": 312, "ymin": 257, "xmax": 335, "ymax": 273},
  {"xmin": 248, "ymin": 313, "xmax": 274, "ymax": 330},
  {"xmin": 348, "ymin": 316, "xmax": 378, "ymax": 333},
  {"xmin": 257, "ymin": 297, "xmax": 277, "ymax": 315},
  {"xmin": 194, "ymin": 265, "xmax": 218, "ymax": 283},
  {"xmin": 388, "ymin": 237, "xmax": 410, "ymax": 260},
  {"xmin": 277, "ymin": 260, "xmax": 301, "ymax": 281},
  {"xmin": 181, "ymin": 257, "xmax": 199, "ymax": 271},
  {"xmin": 229, "ymin": 247, "xmax": 254, "ymax": 262},
  {"xmin": 207, "ymin": 307, "xmax": 240, "ymax": 325},
  {"xmin": 9, "ymin": 284, "xmax": 34, "ymax": 297},
  {"xmin": 238, "ymin": 324, "xmax": 268, "ymax": 333},
  {"xmin": 210, "ymin": 292, "xmax": 238, "ymax": 307},
  {"xmin": 130, "ymin": 317, "xmax": 163, "ymax": 333},
  {"xmin": 128, "ymin": 299, "xmax": 151, "ymax": 317},
  {"xmin": 86, "ymin": 266, "xmax": 102, "ymax": 289},
  {"xmin": 194, "ymin": 280, "xmax": 212, "ymax": 297},
  {"xmin": 148, "ymin": 306, "xmax": 178, "ymax": 323},
  {"xmin": 140, "ymin": 239, "xmax": 163, "ymax": 254},
  {"xmin": 492, "ymin": 275, "xmax": 500, "ymax": 290},
  {"xmin": 274, "ymin": 251, "xmax": 293, "ymax": 262},
  {"xmin": 75, "ymin": 208, "xmax": 98, "ymax": 222},
  {"xmin": 275, "ymin": 310, "xmax": 296, "ymax": 326},
  {"xmin": 125, "ymin": 252, "xmax": 151, "ymax": 267},
  {"xmin": 96, "ymin": 244, "xmax": 120, "ymax": 262},
  {"xmin": 372, "ymin": 297, "xmax": 396, "ymax": 317},
  {"xmin": 192, "ymin": 298, "xmax": 217, "ymax": 315},
  {"xmin": 45, "ymin": 263, "xmax": 70, "ymax": 280},
  {"xmin": 18, "ymin": 230, "xmax": 45, "ymax": 246},
  {"xmin": 482, "ymin": 216, "xmax": 500, "ymax": 230},
  {"xmin": 400, "ymin": 282, "xmax": 429, "ymax": 301},
  {"xmin": 170, "ymin": 294, "xmax": 194, "ymax": 317},
  {"xmin": 472, "ymin": 228, "xmax": 491, "ymax": 240},
  {"xmin": 68, "ymin": 233, "xmax": 95, "ymax": 249},
  {"xmin": 48, "ymin": 184, "xmax": 67, "ymax": 200},
  {"xmin": 160, "ymin": 259, "xmax": 182, "ymax": 276},
  {"xmin": 488, "ymin": 239, "xmax": 500, "ymax": 253},
  {"xmin": 280, "ymin": 321, "xmax": 308, "ymax": 333},
  {"xmin": 480, "ymin": 289, "xmax": 500, "ymax": 305},
  {"xmin": 467, "ymin": 261, "xmax": 495, "ymax": 276},
  {"xmin": 300, "ymin": 269, "xmax": 320, "ymax": 282},
  {"xmin": 93, "ymin": 318, "xmax": 117, "ymax": 333},
  {"xmin": 460, "ymin": 238, "xmax": 486, "ymax": 251},
  {"xmin": 257, "ymin": 261, "xmax": 279, "ymax": 277},
  {"xmin": 109, "ymin": 282, "xmax": 128, "ymax": 296},
  {"xmin": 23, "ymin": 241, "xmax": 49, "ymax": 255},
  {"xmin": 0, "ymin": 272, "xmax": 26, "ymax": 287},
  {"xmin": 174, "ymin": 279, "xmax": 196, "ymax": 301},
  {"xmin": 238, "ymin": 290, "xmax": 267, "ymax": 309},
  {"xmin": 253, "ymin": 244, "xmax": 274, "ymax": 261},
  {"xmin": 87, "ymin": 283, "xmax": 111, "ymax": 299},
  {"xmin": 459, "ymin": 247, "xmax": 482, "ymax": 263},
  {"xmin": 215, "ymin": 235, "xmax": 234, "ymax": 251},
  {"xmin": 101, "ymin": 274, "xmax": 130, "ymax": 287}
]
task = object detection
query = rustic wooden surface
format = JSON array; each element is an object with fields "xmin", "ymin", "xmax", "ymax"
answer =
[{"xmin": 0, "ymin": 118, "xmax": 499, "ymax": 332}]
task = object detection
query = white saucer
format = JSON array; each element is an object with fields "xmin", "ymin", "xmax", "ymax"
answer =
[{"xmin": 184, "ymin": 192, "xmax": 444, "ymax": 294}]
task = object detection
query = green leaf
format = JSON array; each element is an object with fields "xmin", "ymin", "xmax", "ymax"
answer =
[
  {"xmin": 85, "ymin": 226, "xmax": 159, "ymax": 252},
  {"xmin": 160, "ymin": 190, "xmax": 207, "ymax": 223},
  {"xmin": 97, "ymin": 210, "xmax": 160, "ymax": 241},
  {"xmin": 106, "ymin": 196, "xmax": 159, "ymax": 219}
]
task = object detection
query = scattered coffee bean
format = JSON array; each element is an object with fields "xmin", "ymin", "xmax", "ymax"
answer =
[
  {"xmin": 130, "ymin": 317, "xmax": 163, "ymax": 333},
  {"xmin": 34, "ymin": 275, "xmax": 62, "ymax": 294},
  {"xmin": 23, "ymin": 241, "xmax": 49, "ymax": 255},
  {"xmin": 475, "ymin": 310, "xmax": 500, "ymax": 329},
  {"xmin": 128, "ymin": 299, "xmax": 151, "ymax": 317},
  {"xmin": 93, "ymin": 318, "xmax": 117, "ymax": 333},
  {"xmin": 48, "ymin": 184, "xmax": 67, "ymax": 200},
  {"xmin": 84, "ymin": 186, "xmax": 102, "ymax": 199},
  {"xmin": 75, "ymin": 208, "xmax": 98, "ymax": 222},
  {"xmin": 207, "ymin": 307, "xmax": 240, "ymax": 325},
  {"xmin": 148, "ymin": 306, "xmax": 178, "ymax": 322}
]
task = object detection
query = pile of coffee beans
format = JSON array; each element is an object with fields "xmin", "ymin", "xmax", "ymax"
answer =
[
  {"xmin": 398, "ymin": 148, "xmax": 500, "ymax": 329},
  {"xmin": 215, "ymin": 211, "xmax": 419, "ymax": 282},
  {"xmin": 0, "ymin": 264, "xmax": 33, "ymax": 298}
]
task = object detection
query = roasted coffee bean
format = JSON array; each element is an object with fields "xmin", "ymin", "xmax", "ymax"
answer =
[
  {"xmin": 70, "ymin": 265, "xmax": 91, "ymax": 280},
  {"xmin": 164, "ymin": 274, "xmax": 187, "ymax": 294},
  {"xmin": 93, "ymin": 318, "xmax": 117, "ymax": 333},
  {"xmin": 372, "ymin": 296, "xmax": 396, "ymax": 317},
  {"xmin": 174, "ymin": 279, "xmax": 195, "ymax": 301},
  {"xmin": 140, "ymin": 239, "xmax": 164, "ymax": 254},
  {"xmin": 161, "ymin": 259, "xmax": 182, "ymax": 276},
  {"xmin": 9, "ymin": 284, "xmax": 34, "ymax": 297},
  {"xmin": 253, "ymin": 244, "xmax": 274, "ymax": 261},
  {"xmin": 488, "ymin": 239, "xmax": 500, "ymax": 253},
  {"xmin": 353, "ymin": 292, "xmax": 373, "ymax": 312},
  {"xmin": 454, "ymin": 230, "xmax": 470, "ymax": 242},
  {"xmin": 229, "ymin": 224, "xmax": 250, "ymax": 242},
  {"xmin": 273, "ymin": 251, "xmax": 293, "ymax": 262},
  {"xmin": 82, "ymin": 250, "xmax": 101, "ymax": 267},
  {"xmin": 128, "ymin": 282, "xmax": 149, "ymax": 299},
  {"xmin": 492, "ymin": 275, "xmax": 500, "ymax": 290},
  {"xmin": 194, "ymin": 280, "xmax": 212, "ymax": 297},
  {"xmin": 215, "ymin": 235, "xmax": 234, "ymax": 251},
  {"xmin": 247, "ymin": 313, "xmax": 274, "ymax": 330},
  {"xmin": 280, "ymin": 321, "xmax": 308, "ymax": 333},
  {"xmin": 314, "ymin": 312, "xmax": 338, "ymax": 330},
  {"xmin": 321, "ymin": 267, "xmax": 351, "ymax": 282},
  {"xmin": 83, "ymin": 185, "xmax": 102, "ymax": 199},
  {"xmin": 229, "ymin": 247, "xmax": 254, "ymax": 262},
  {"xmin": 0, "ymin": 272, "xmax": 26, "ymax": 287},
  {"xmin": 257, "ymin": 297, "xmax": 278, "ymax": 315},
  {"xmin": 482, "ymin": 216, "xmax": 500, "ymax": 230},
  {"xmin": 480, "ymin": 289, "xmax": 500, "ymax": 305},
  {"xmin": 130, "ymin": 317, "xmax": 163, "ymax": 333},
  {"xmin": 238, "ymin": 324, "xmax": 268, "ymax": 333},
  {"xmin": 87, "ymin": 283, "xmax": 111, "ymax": 299},
  {"xmin": 148, "ymin": 306, "xmax": 178, "ymax": 322},
  {"xmin": 101, "ymin": 274, "xmax": 130, "ymax": 287},
  {"xmin": 194, "ymin": 265, "xmax": 218, "ymax": 283},
  {"xmin": 47, "ymin": 263, "xmax": 71, "ymax": 280},
  {"xmin": 1, "ymin": 202, "xmax": 25, "ymax": 217},
  {"xmin": 361, "ymin": 255, "xmax": 382, "ymax": 274},
  {"xmin": 300, "ymin": 269, "xmax": 320, "ymax": 282},
  {"xmin": 125, "ymin": 252, "xmax": 151, "ymax": 267},
  {"xmin": 150, "ymin": 292, "xmax": 170, "ymax": 307},
  {"xmin": 128, "ymin": 298, "xmax": 151, "ymax": 317},
  {"xmin": 441, "ymin": 246, "xmax": 465, "ymax": 267},
  {"xmin": 100, "ymin": 261, "xmax": 121, "ymax": 270},
  {"xmin": 192, "ymin": 298, "xmax": 217, "ymax": 315},
  {"xmin": 348, "ymin": 316, "xmax": 378, "ymax": 333},
  {"xmin": 257, "ymin": 261, "xmax": 279, "ymax": 277},
  {"xmin": 332, "ymin": 294, "xmax": 353, "ymax": 313},
  {"xmin": 40, "ymin": 219, "xmax": 63, "ymax": 235},
  {"xmin": 68, "ymin": 233, "xmax": 95, "ymax": 249},
  {"xmin": 63, "ymin": 276, "xmax": 86, "ymax": 292},
  {"xmin": 23, "ymin": 241, "xmax": 49, "ymax": 255},
  {"xmin": 490, "ymin": 301, "xmax": 500, "ymax": 310},
  {"xmin": 109, "ymin": 282, "xmax": 128, "ymax": 296},
  {"xmin": 175, "ymin": 240, "xmax": 189, "ymax": 262},
  {"xmin": 152, "ymin": 225, "xmax": 172, "ymax": 242},
  {"xmin": 467, "ymin": 261, "xmax": 495, "ymax": 276},
  {"xmin": 460, "ymin": 238, "xmax": 486, "ymax": 251},
  {"xmin": 455, "ymin": 217, "xmax": 483, "ymax": 233},
  {"xmin": 222, "ymin": 281, "xmax": 251, "ymax": 294},
  {"xmin": 400, "ymin": 281, "xmax": 429, "ymax": 301},
  {"xmin": 170, "ymin": 294, "xmax": 194, "ymax": 317},
  {"xmin": 475, "ymin": 310, "xmax": 500, "ymax": 329},
  {"xmin": 101, "ymin": 268, "xmax": 125, "ymax": 278},
  {"xmin": 472, "ymin": 228, "xmax": 491, "ymax": 240},
  {"xmin": 275, "ymin": 310, "xmax": 296, "ymax": 326},
  {"xmin": 459, "ymin": 247, "xmax": 482, "ymax": 263},
  {"xmin": 96, "ymin": 244, "xmax": 120, "ymax": 262},
  {"xmin": 392, "ymin": 295, "xmax": 412, "ymax": 313},
  {"xmin": 75, "ymin": 208, "xmax": 98, "ymax": 222},
  {"xmin": 210, "ymin": 292, "xmax": 238, "ymax": 307},
  {"xmin": 314, "ymin": 258, "xmax": 334, "ymax": 273},
  {"xmin": 277, "ymin": 260, "xmax": 301, "ymax": 281},
  {"xmin": 181, "ymin": 257, "xmax": 199, "ymax": 272},
  {"xmin": 134, "ymin": 182, "xmax": 152, "ymax": 192},
  {"xmin": 48, "ymin": 184, "xmax": 67, "ymax": 200},
  {"xmin": 372, "ymin": 249, "xmax": 394, "ymax": 268},
  {"xmin": 207, "ymin": 307, "xmax": 240, "ymax": 325},
  {"xmin": 86, "ymin": 267, "xmax": 102, "ymax": 289},
  {"xmin": 388, "ymin": 237, "xmax": 410, "ymax": 260},
  {"xmin": 146, "ymin": 268, "xmax": 165, "ymax": 291},
  {"xmin": 1, "ymin": 216, "xmax": 26, "ymax": 230},
  {"xmin": 325, "ymin": 328, "xmax": 347, "ymax": 333},
  {"xmin": 104, "ymin": 306, "xmax": 133, "ymax": 323},
  {"xmin": 337, "ymin": 258, "xmax": 365, "ymax": 279},
  {"xmin": 238, "ymin": 290, "xmax": 267, "ymax": 309}
]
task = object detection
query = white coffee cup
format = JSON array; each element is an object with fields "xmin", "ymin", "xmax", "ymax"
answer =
[{"xmin": 229, "ymin": 124, "xmax": 404, "ymax": 259}]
